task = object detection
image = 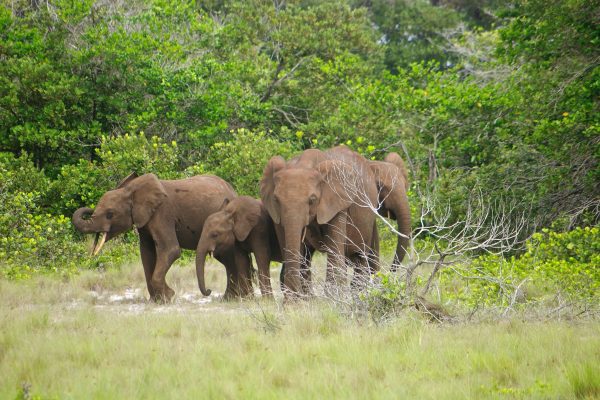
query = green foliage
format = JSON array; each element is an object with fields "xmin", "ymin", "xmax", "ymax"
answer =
[
  {"xmin": 364, "ymin": 0, "xmax": 462, "ymax": 72},
  {"xmin": 50, "ymin": 133, "xmax": 180, "ymax": 214},
  {"xmin": 0, "ymin": 189, "xmax": 135, "ymax": 280},
  {"xmin": 360, "ymin": 271, "xmax": 407, "ymax": 321},
  {"xmin": 0, "ymin": 0, "xmax": 597, "ymax": 281},
  {"xmin": 520, "ymin": 227, "xmax": 600, "ymax": 299},
  {"xmin": 442, "ymin": 227, "xmax": 600, "ymax": 306},
  {"xmin": 0, "ymin": 152, "xmax": 48, "ymax": 195},
  {"xmin": 190, "ymin": 128, "xmax": 299, "ymax": 197},
  {"xmin": 97, "ymin": 133, "xmax": 180, "ymax": 180}
]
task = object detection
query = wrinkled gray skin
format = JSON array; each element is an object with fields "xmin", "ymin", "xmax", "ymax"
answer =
[
  {"xmin": 195, "ymin": 196, "xmax": 282, "ymax": 298},
  {"xmin": 72, "ymin": 173, "xmax": 244, "ymax": 302},
  {"xmin": 369, "ymin": 152, "xmax": 411, "ymax": 269},
  {"xmin": 260, "ymin": 146, "xmax": 379, "ymax": 298}
]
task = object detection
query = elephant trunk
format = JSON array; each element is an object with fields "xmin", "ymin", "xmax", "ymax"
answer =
[
  {"xmin": 72, "ymin": 207, "xmax": 95, "ymax": 233},
  {"xmin": 195, "ymin": 246, "xmax": 212, "ymax": 296},
  {"xmin": 281, "ymin": 222, "xmax": 305, "ymax": 296},
  {"xmin": 388, "ymin": 190, "xmax": 411, "ymax": 270}
]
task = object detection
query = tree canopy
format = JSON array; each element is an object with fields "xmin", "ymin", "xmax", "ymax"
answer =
[{"xmin": 0, "ymin": 0, "xmax": 597, "ymax": 228}]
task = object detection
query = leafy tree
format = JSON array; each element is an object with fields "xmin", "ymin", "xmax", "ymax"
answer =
[{"xmin": 189, "ymin": 128, "xmax": 299, "ymax": 197}]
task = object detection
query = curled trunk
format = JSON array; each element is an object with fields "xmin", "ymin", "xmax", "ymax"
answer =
[{"xmin": 72, "ymin": 207, "xmax": 95, "ymax": 233}]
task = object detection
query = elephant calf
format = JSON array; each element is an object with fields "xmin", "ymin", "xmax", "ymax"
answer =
[
  {"xmin": 72, "ymin": 172, "xmax": 244, "ymax": 302},
  {"xmin": 196, "ymin": 196, "xmax": 282, "ymax": 298}
]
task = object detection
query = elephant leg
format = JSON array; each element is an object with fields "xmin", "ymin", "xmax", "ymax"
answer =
[
  {"xmin": 139, "ymin": 229, "xmax": 157, "ymax": 299},
  {"xmin": 279, "ymin": 246, "xmax": 313, "ymax": 295},
  {"xmin": 218, "ymin": 252, "xmax": 252, "ymax": 300},
  {"xmin": 216, "ymin": 253, "xmax": 238, "ymax": 300},
  {"xmin": 299, "ymin": 245, "xmax": 314, "ymax": 296},
  {"xmin": 323, "ymin": 212, "xmax": 348, "ymax": 292},
  {"xmin": 254, "ymin": 248, "xmax": 273, "ymax": 297},
  {"xmin": 149, "ymin": 229, "xmax": 180, "ymax": 303},
  {"xmin": 234, "ymin": 247, "xmax": 254, "ymax": 298},
  {"xmin": 349, "ymin": 253, "xmax": 370, "ymax": 290},
  {"xmin": 368, "ymin": 222, "xmax": 380, "ymax": 274}
]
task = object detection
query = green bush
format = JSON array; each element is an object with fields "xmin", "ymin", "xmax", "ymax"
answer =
[
  {"xmin": 50, "ymin": 133, "xmax": 181, "ymax": 214},
  {"xmin": 189, "ymin": 128, "xmax": 299, "ymax": 197},
  {"xmin": 97, "ymin": 133, "xmax": 180, "ymax": 181},
  {"xmin": 360, "ymin": 271, "xmax": 407, "ymax": 321},
  {"xmin": 0, "ymin": 146, "xmax": 142, "ymax": 279},
  {"xmin": 0, "ymin": 190, "xmax": 136, "ymax": 280},
  {"xmin": 519, "ymin": 227, "xmax": 600, "ymax": 299},
  {"xmin": 0, "ymin": 152, "xmax": 49, "ymax": 196},
  {"xmin": 442, "ymin": 227, "xmax": 600, "ymax": 306}
]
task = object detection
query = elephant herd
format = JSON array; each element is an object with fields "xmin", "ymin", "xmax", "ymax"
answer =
[{"xmin": 72, "ymin": 145, "xmax": 411, "ymax": 302}]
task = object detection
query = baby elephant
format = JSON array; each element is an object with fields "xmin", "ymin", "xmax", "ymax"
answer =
[{"xmin": 195, "ymin": 196, "xmax": 282, "ymax": 298}]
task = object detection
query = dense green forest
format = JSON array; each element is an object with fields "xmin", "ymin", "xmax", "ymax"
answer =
[{"xmin": 0, "ymin": 0, "xmax": 598, "ymax": 301}]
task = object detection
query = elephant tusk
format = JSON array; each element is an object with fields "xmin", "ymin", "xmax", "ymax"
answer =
[
  {"xmin": 92, "ymin": 232, "xmax": 108, "ymax": 256},
  {"xmin": 91, "ymin": 234, "xmax": 99, "ymax": 255},
  {"xmin": 301, "ymin": 226, "xmax": 307, "ymax": 243}
]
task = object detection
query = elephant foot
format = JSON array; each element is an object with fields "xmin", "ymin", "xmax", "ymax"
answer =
[
  {"xmin": 222, "ymin": 287, "xmax": 240, "ymax": 301},
  {"xmin": 150, "ymin": 286, "xmax": 175, "ymax": 304}
]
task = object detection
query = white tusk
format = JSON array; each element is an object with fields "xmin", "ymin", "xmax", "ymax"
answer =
[
  {"xmin": 91, "ymin": 234, "xmax": 99, "ymax": 255},
  {"xmin": 92, "ymin": 232, "xmax": 108, "ymax": 256},
  {"xmin": 301, "ymin": 226, "xmax": 307, "ymax": 243}
]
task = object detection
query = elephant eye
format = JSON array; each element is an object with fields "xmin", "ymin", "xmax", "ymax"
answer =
[
  {"xmin": 106, "ymin": 211, "xmax": 114, "ymax": 220},
  {"xmin": 309, "ymin": 195, "xmax": 317, "ymax": 205},
  {"xmin": 210, "ymin": 232, "xmax": 218, "ymax": 238}
]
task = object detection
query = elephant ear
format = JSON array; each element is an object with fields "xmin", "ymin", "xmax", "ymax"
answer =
[
  {"xmin": 370, "ymin": 161, "xmax": 401, "ymax": 220},
  {"xmin": 128, "ymin": 174, "xmax": 167, "ymax": 228},
  {"xmin": 116, "ymin": 172, "xmax": 139, "ymax": 189},
  {"xmin": 316, "ymin": 160, "xmax": 353, "ymax": 224},
  {"xmin": 260, "ymin": 156, "xmax": 286, "ymax": 224},
  {"xmin": 219, "ymin": 197, "xmax": 231, "ymax": 210},
  {"xmin": 231, "ymin": 198, "xmax": 262, "ymax": 242},
  {"xmin": 384, "ymin": 152, "xmax": 409, "ymax": 190}
]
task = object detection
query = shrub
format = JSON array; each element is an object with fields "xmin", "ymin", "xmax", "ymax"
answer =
[
  {"xmin": 0, "ymin": 152, "xmax": 49, "ymax": 196},
  {"xmin": 50, "ymin": 133, "xmax": 181, "ymax": 214},
  {"xmin": 360, "ymin": 271, "xmax": 407, "ymax": 321},
  {"xmin": 0, "ymin": 190, "xmax": 136, "ymax": 280},
  {"xmin": 0, "ymin": 149, "xmax": 139, "ymax": 279},
  {"xmin": 518, "ymin": 227, "xmax": 600, "ymax": 299},
  {"xmin": 97, "ymin": 133, "xmax": 180, "ymax": 181},
  {"xmin": 188, "ymin": 128, "xmax": 299, "ymax": 196},
  {"xmin": 442, "ymin": 227, "xmax": 600, "ymax": 306}
]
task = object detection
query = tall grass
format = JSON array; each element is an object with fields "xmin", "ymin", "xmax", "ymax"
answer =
[{"xmin": 1, "ymin": 262, "xmax": 599, "ymax": 399}]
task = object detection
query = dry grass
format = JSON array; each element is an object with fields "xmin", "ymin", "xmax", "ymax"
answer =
[{"xmin": 1, "ymin": 259, "xmax": 599, "ymax": 399}]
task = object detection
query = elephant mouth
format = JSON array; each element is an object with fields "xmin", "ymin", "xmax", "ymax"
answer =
[{"xmin": 91, "ymin": 232, "xmax": 108, "ymax": 256}]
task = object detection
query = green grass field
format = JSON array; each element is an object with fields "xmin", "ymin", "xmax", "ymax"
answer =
[{"xmin": 1, "ymin": 261, "xmax": 599, "ymax": 399}]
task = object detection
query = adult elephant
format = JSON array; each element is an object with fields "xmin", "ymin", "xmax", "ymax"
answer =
[
  {"xmin": 195, "ymin": 196, "xmax": 282, "ymax": 298},
  {"xmin": 72, "ymin": 172, "xmax": 243, "ymax": 302},
  {"xmin": 260, "ymin": 146, "xmax": 379, "ymax": 298},
  {"xmin": 369, "ymin": 152, "xmax": 411, "ymax": 269}
]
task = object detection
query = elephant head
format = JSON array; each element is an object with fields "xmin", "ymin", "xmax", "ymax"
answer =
[
  {"xmin": 195, "ymin": 197, "xmax": 261, "ymax": 296},
  {"xmin": 260, "ymin": 156, "xmax": 352, "ymax": 293},
  {"xmin": 72, "ymin": 173, "xmax": 167, "ymax": 255}
]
